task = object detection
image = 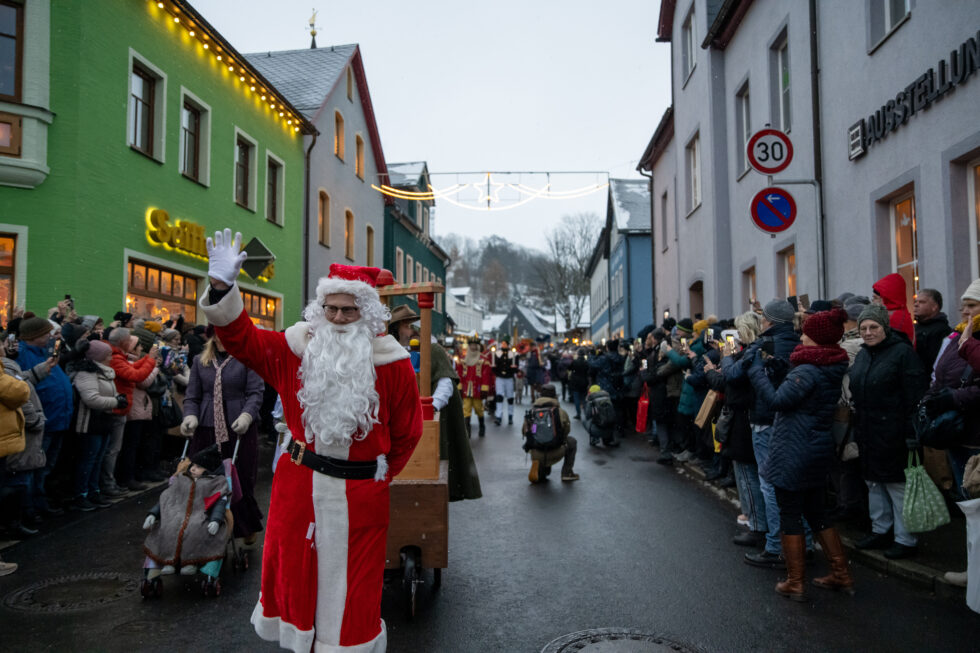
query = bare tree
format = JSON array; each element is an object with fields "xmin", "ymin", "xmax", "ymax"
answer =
[
  {"xmin": 535, "ymin": 213, "xmax": 602, "ymax": 333},
  {"xmin": 481, "ymin": 259, "xmax": 509, "ymax": 312}
]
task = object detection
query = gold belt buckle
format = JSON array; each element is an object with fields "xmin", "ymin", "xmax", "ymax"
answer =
[{"xmin": 290, "ymin": 441, "xmax": 306, "ymax": 466}]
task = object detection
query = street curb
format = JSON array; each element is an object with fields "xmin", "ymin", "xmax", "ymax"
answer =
[{"xmin": 674, "ymin": 459, "xmax": 967, "ymax": 600}]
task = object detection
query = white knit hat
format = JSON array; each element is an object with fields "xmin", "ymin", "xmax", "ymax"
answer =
[{"xmin": 962, "ymin": 279, "xmax": 980, "ymax": 303}]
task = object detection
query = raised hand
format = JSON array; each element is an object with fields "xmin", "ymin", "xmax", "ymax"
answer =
[{"xmin": 205, "ymin": 228, "xmax": 248, "ymax": 288}]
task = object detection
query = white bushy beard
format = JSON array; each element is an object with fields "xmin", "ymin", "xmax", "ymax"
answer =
[{"xmin": 296, "ymin": 318, "xmax": 379, "ymax": 449}]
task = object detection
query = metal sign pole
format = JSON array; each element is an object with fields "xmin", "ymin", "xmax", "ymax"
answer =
[{"xmin": 772, "ymin": 177, "xmax": 825, "ymax": 299}]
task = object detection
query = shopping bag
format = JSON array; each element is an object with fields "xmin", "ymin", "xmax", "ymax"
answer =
[
  {"xmin": 956, "ymin": 497, "xmax": 980, "ymax": 614},
  {"xmin": 635, "ymin": 384, "xmax": 649, "ymax": 433},
  {"xmin": 694, "ymin": 390, "xmax": 723, "ymax": 430},
  {"xmin": 963, "ymin": 454, "xmax": 980, "ymax": 499},
  {"xmin": 902, "ymin": 451, "xmax": 951, "ymax": 533}
]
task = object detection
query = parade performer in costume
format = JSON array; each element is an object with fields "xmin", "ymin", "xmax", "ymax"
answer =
[
  {"xmin": 456, "ymin": 338, "xmax": 493, "ymax": 437},
  {"xmin": 492, "ymin": 341, "xmax": 518, "ymax": 425},
  {"xmin": 200, "ymin": 229, "xmax": 422, "ymax": 653}
]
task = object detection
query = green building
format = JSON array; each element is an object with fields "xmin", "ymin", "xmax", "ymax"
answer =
[
  {"xmin": 383, "ymin": 161, "xmax": 450, "ymax": 335},
  {"xmin": 0, "ymin": 0, "xmax": 314, "ymax": 328}
]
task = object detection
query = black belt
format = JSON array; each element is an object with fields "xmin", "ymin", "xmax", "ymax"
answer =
[{"xmin": 285, "ymin": 440, "xmax": 378, "ymax": 480}]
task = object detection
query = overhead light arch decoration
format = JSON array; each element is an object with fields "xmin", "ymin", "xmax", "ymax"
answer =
[{"xmin": 371, "ymin": 171, "xmax": 610, "ymax": 212}]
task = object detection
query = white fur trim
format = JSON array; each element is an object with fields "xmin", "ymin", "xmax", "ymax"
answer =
[
  {"xmin": 316, "ymin": 277, "xmax": 380, "ymax": 304},
  {"xmin": 251, "ymin": 598, "xmax": 316, "ymax": 653},
  {"xmin": 285, "ymin": 321, "xmax": 312, "ymax": 357},
  {"xmin": 311, "ymin": 472, "xmax": 350, "ymax": 648},
  {"xmin": 374, "ymin": 454, "xmax": 388, "ymax": 482},
  {"xmin": 198, "ymin": 284, "xmax": 245, "ymax": 327},
  {"xmin": 313, "ymin": 621, "xmax": 387, "ymax": 653},
  {"xmin": 371, "ymin": 334, "xmax": 410, "ymax": 366}
]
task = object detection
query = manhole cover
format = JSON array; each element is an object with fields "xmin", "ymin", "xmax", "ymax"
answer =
[
  {"xmin": 542, "ymin": 629, "xmax": 708, "ymax": 653},
  {"xmin": 3, "ymin": 572, "xmax": 139, "ymax": 613}
]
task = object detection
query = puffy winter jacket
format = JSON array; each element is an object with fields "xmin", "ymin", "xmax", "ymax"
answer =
[
  {"xmin": 915, "ymin": 313, "xmax": 951, "ymax": 373},
  {"xmin": 589, "ymin": 351, "xmax": 625, "ymax": 400},
  {"xmin": 873, "ymin": 273, "xmax": 916, "ymax": 345},
  {"xmin": 665, "ymin": 336, "xmax": 706, "ymax": 416},
  {"xmin": 726, "ymin": 322, "xmax": 800, "ymax": 426},
  {"xmin": 710, "ymin": 351, "xmax": 754, "ymax": 463},
  {"xmin": 0, "ymin": 365, "xmax": 30, "ymax": 457},
  {"xmin": 749, "ymin": 353, "xmax": 847, "ymax": 490},
  {"xmin": 849, "ymin": 332, "xmax": 927, "ymax": 483},
  {"xmin": 931, "ymin": 332, "xmax": 980, "ymax": 447},
  {"xmin": 568, "ymin": 356, "xmax": 591, "ymax": 392},
  {"xmin": 3, "ymin": 358, "xmax": 46, "ymax": 472},
  {"xmin": 17, "ymin": 341, "xmax": 73, "ymax": 431},
  {"xmin": 108, "ymin": 346, "xmax": 156, "ymax": 416},
  {"xmin": 72, "ymin": 360, "xmax": 120, "ymax": 435}
]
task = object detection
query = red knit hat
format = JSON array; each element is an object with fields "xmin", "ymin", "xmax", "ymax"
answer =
[
  {"xmin": 328, "ymin": 264, "xmax": 382, "ymax": 287},
  {"xmin": 802, "ymin": 308, "xmax": 847, "ymax": 346}
]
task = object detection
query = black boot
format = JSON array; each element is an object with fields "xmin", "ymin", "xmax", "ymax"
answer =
[
  {"xmin": 465, "ymin": 420, "xmax": 472, "ymax": 438},
  {"xmin": 478, "ymin": 417, "xmax": 486, "ymax": 437}
]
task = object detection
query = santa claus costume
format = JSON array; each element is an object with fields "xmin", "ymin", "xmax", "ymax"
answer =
[
  {"xmin": 200, "ymin": 248, "xmax": 422, "ymax": 653},
  {"xmin": 455, "ymin": 339, "xmax": 493, "ymax": 437}
]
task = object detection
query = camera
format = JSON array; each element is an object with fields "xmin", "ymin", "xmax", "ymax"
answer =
[{"xmin": 64, "ymin": 294, "xmax": 74, "ymax": 310}]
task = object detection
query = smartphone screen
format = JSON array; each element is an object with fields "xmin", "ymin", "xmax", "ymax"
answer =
[
  {"xmin": 681, "ymin": 337, "xmax": 688, "ymax": 347},
  {"xmin": 726, "ymin": 335, "xmax": 735, "ymax": 346}
]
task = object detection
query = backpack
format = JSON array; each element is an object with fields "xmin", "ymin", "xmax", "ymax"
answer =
[
  {"xmin": 522, "ymin": 406, "xmax": 566, "ymax": 451},
  {"xmin": 590, "ymin": 394, "xmax": 616, "ymax": 427}
]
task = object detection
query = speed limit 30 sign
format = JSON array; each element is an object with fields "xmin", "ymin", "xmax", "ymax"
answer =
[{"xmin": 747, "ymin": 129, "xmax": 793, "ymax": 175}]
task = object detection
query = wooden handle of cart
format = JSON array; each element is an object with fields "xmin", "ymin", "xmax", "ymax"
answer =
[{"xmin": 377, "ymin": 281, "xmax": 445, "ymax": 406}]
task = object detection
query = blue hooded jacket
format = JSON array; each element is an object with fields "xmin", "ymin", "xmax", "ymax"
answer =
[
  {"xmin": 17, "ymin": 341, "xmax": 73, "ymax": 431},
  {"xmin": 723, "ymin": 321, "xmax": 799, "ymax": 425}
]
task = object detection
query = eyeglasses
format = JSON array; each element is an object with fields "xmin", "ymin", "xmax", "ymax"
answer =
[{"xmin": 324, "ymin": 304, "xmax": 360, "ymax": 317}]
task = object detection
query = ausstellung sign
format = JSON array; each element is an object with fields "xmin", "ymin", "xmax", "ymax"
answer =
[{"xmin": 848, "ymin": 29, "xmax": 980, "ymax": 161}]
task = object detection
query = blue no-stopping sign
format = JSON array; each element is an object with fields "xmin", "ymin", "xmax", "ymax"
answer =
[{"xmin": 750, "ymin": 187, "xmax": 797, "ymax": 234}]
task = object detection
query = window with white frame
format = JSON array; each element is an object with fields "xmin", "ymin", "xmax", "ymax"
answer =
[
  {"xmin": 365, "ymin": 225, "xmax": 374, "ymax": 266},
  {"xmin": 743, "ymin": 266, "xmax": 757, "ymax": 306},
  {"xmin": 778, "ymin": 245, "xmax": 797, "ymax": 298},
  {"xmin": 661, "ymin": 191, "xmax": 668, "ymax": 251},
  {"xmin": 395, "ymin": 247, "xmax": 404, "ymax": 283},
  {"xmin": 736, "ymin": 81, "xmax": 751, "ymax": 173},
  {"xmin": 870, "ymin": 0, "xmax": 911, "ymax": 48},
  {"xmin": 318, "ymin": 191, "xmax": 330, "ymax": 247},
  {"xmin": 771, "ymin": 34, "xmax": 791, "ymax": 132},
  {"xmin": 0, "ymin": 1, "xmax": 23, "ymax": 103},
  {"xmin": 969, "ymin": 161, "xmax": 980, "ymax": 278},
  {"xmin": 405, "ymin": 255, "xmax": 414, "ymax": 284},
  {"xmin": 355, "ymin": 134, "xmax": 365, "ymax": 180},
  {"xmin": 346, "ymin": 66, "xmax": 353, "ymax": 101},
  {"xmin": 334, "ymin": 111, "xmax": 345, "ymax": 160},
  {"xmin": 435, "ymin": 277, "xmax": 442, "ymax": 312},
  {"xmin": 681, "ymin": 7, "xmax": 696, "ymax": 81},
  {"xmin": 233, "ymin": 128, "xmax": 257, "ymax": 210},
  {"xmin": 416, "ymin": 262, "xmax": 422, "ymax": 285},
  {"xmin": 891, "ymin": 193, "xmax": 918, "ymax": 311},
  {"xmin": 344, "ymin": 210, "xmax": 355, "ymax": 260},
  {"xmin": 127, "ymin": 50, "xmax": 167, "ymax": 162},
  {"xmin": 686, "ymin": 133, "xmax": 701, "ymax": 212},
  {"xmin": 179, "ymin": 89, "xmax": 211, "ymax": 185},
  {"xmin": 265, "ymin": 153, "xmax": 284, "ymax": 225}
]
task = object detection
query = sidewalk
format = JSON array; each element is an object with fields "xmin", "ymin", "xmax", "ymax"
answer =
[{"xmin": 673, "ymin": 454, "xmax": 969, "ymax": 601}]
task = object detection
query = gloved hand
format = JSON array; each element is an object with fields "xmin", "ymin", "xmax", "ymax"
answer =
[
  {"xmin": 180, "ymin": 414, "xmax": 199, "ymax": 436},
  {"xmin": 924, "ymin": 388, "xmax": 957, "ymax": 417},
  {"xmin": 231, "ymin": 413, "xmax": 252, "ymax": 435},
  {"xmin": 116, "ymin": 393, "xmax": 128, "ymax": 409},
  {"xmin": 207, "ymin": 521, "xmax": 219, "ymax": 536},
  {"xmin": 143, "ymin": 515, "xmax": 156, "ymax": 530},
  {"xmin": 205, "ymin": 228, "xmax": 248, "ymax": 286}
]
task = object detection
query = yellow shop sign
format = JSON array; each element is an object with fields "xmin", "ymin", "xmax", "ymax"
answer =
[{"xmin": 145, "ymin": 209, "xmax": 275, "ymax": 279}]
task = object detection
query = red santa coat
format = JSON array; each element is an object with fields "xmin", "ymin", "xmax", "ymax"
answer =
[
  {"xmin": 455, "ymin": 356, "xmax": 493, "ymax": 399},
  {"xmin": 202, "ymin": 289, "xmax": 422, "ymax": 653}
]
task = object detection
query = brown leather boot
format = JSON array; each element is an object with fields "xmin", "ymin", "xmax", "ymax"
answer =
[
  {"xmin": 812, "ymin": 528, "xmax": 856, "ymax": 595},
  {"xmin": 775, "ymin": 534, "xmax": 807, "ymax": 602}
]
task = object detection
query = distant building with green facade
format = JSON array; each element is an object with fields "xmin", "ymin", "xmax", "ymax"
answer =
[
  {"xmin": 383, "ymin": 161, "xmax": 450, "ymax": 335},
  {"xmin": 0, "ymin": 0, "xmax": 314, "ymax": 328}
]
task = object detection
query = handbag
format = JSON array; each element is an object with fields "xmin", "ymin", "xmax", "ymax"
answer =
[
  {"xmin": 913, "ymin": 365, "xmax": 973, "ymax": 449},
  {"xmin": 902, "ymin": 451, "xmax": 951, "ymax": 533},
  {"xmin": 635, "ymin": 384, "xmax": 649, "ymax": 433},
  {"xmin": 694, "ymin": 390, "xmax": 724, "ymax": 429},
  {"xmin": 963, "ymin": 454, "xmax": 980, "ymax": 499},
  {"xmin": 158, "ymin": 390, "xmax": 183, "ymax": 429},
  {"xmin": 714, "ymin": 406, "xmax": 734, "ymax": 444}
]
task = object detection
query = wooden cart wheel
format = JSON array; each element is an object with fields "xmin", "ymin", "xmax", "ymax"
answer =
[{"xmin": 402, "ymin": 551, "xmax": 420, "ymax": 620}]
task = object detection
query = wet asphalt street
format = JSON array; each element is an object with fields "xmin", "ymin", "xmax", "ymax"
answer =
[{"xmin": 1, "ymin": 396, "xmax": 978, "ymax": 652}]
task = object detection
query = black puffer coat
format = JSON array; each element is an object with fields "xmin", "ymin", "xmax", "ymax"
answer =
[
  {"xmin": 849, "ymin": 332, "xmax": 927, "ymax": 483},
  {"xmin": 748, "ymin": 353, "xmax": 847, "ymax": 490},
  {"xmin": 730, "ymin": 322, "xmax": 800, "ymax": 426}
]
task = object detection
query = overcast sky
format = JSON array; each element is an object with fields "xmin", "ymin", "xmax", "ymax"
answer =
[{"xmin": 193, "ymin": 0, "xmax": 671, "ymax": 251}]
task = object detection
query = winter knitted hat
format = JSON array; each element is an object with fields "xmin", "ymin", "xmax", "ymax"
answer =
[
  {"xmin": 802, "ymin": 308, "xmax": 848, "ymax": 346},
  {"xmin": 961, "ymin": 279, "xmax": 980, "ymax": 303},
  {"xmin": 808, "ymin": 300, "xmax": 833, "ymax": 314},
  {"xmin": 143, "ymin": 321, "xmax": 162, "ymax": 334},
  {"xmin": 857, "ymin": 304, "xmax": 890, "ymax": 331},
  {"xmin": 692, "ymin": 319, "xmax": 709, "ymax": 336},
  {"xmin": 190, "ymin": 445, "xmax": 223, "ymax": 473},
  {"xmin": 836, "ymin": 292, "xmax": 855, "ymax": 305},
  {"xmin": 676, "ymin": 318, "xmax": 694, "ymax": 334},
  {"xmin": 18, "ymin": 316, "xmax": 52, "ymax": 342},
  {"xmin": 85, "ymin": 339, "xmax": 112, "ymax": 362},
  {"xmin": 131, "ymin": 327, "xmax": 156, "ymax": 353},
  {"xmin": 763, "ymin": 299, "xmax": 795, "ymax": 325},
  {"xmin": 844, "ymin": 295, "xmax": 871, "ymax": 321},
  {"xmin": 80, "ymin": 315, "xmax": 99, "ymax": 331}
]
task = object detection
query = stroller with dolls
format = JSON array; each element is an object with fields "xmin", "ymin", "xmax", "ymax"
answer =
[{"xmin": 138, "ymin": 441, "xmax": 249, "ymax": 598}]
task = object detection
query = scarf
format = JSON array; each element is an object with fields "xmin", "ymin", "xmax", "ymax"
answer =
[
  {"xmin": 211, "ymin": 354, "xmax": 233, "ymax": 445},
  {"xmin": 789, "ymin": 344, "xmax": 849, "ymax": 366},
  {"xmin": 953, "ymin": 314, "xmax": 980, "ymax": 334}
]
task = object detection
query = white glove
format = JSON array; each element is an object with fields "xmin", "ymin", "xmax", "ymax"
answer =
[
  {"xmin": 207, "ymin": 521, "xmax": 220, "ymax": 536},
  {"xmin": 180, "ymin": 414, "xmax": 199, "ymax": 436},
  {"xmin": 231, "ymin": 413, "xmax": 253, "ymax": 435},
  {"xmin": 143, "ymin": 515, "xmax": 156, "ymax": 530},
  {"xmin": 205, "ymin": 228, "xmax": 248, "ymax": 286}
]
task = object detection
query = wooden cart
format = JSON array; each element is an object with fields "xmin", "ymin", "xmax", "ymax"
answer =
[{"xmin": 378, "ymin": 281, "xmax": 447, "ymax": 618}]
